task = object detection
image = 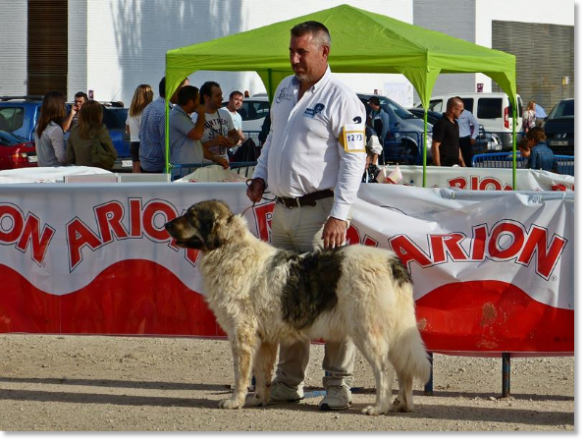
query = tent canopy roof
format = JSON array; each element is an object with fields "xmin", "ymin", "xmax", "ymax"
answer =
[{"xmin": 166, "ymin": 4, "xmax": 516, "ymax": 108}]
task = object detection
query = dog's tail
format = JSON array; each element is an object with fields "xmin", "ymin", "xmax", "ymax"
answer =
[
  {"xmin": 390, "ymin": 325, "xmax": 431, "ymax": 384},
  {"xmin": 388, "ymin": 269, "xmax": 431, "ymax": 384}
]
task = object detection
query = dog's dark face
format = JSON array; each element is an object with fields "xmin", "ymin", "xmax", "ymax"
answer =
[{"xmin": 165, "ymin": 199, "xmax": 234, "ymax": 251}]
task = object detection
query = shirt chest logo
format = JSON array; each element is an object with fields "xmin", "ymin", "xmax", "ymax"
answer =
[
  {"xmin": 303, "ymin": 103, "xmax": 326, "ymax": 119},
  {"xmin": 275, "ymin": 87, "xmax": 294, "ymax": 103}
]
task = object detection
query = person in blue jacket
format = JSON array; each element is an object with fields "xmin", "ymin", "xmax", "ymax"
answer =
[{"xmin": 519, "ymin": 127, "xmax": 555, "ymax": 171}]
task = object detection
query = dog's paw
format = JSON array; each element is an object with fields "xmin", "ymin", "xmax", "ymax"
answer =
[
  {"xmin": 392, "ymin": 398, "xmax": 413, "ymax": 413},
  {"xmin": 218, "ymin": 399, "xmax": 244, "ymax": 410},
  {"xmin": 361, "ymin": 405, "xmax": 387, "ymax": 416},
  {"xmin": 246, "ymin": 393, "xmax": 268, "ymax": 407}
]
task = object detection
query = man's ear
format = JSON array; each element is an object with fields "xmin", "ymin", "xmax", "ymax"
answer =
[{"xmin": 322, "ymin": 44, "xmax": 330, "ymax": 59}]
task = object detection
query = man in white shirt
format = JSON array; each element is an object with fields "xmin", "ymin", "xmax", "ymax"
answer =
[
  {"xmin": 198, "ymin": 81, "xmax": 239, "ymax": 169},
  {"xmin": 222, "ymin": 90, "xmax": 246, "ymax": 148},
  {"xmin": 247, "ymin": 21, "xmax": 366, "ymax": 411},
  {"xmin": 456, "ymin": 98, "xmax": 480, "ymax": 167}
]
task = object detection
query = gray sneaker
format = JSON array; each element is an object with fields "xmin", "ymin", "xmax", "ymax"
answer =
[
  {"xmin": 319, "ymin": 385, "xmax": 352, "ymax": 411},
  {"xmin": 268, "ymin": 382, "xmax": 304, "ymax": 403}
]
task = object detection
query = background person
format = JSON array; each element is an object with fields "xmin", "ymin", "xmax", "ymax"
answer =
[
  {"xmin": 66, "ymin": 100, "xmax": 117, "ymax": 168},
  {"xmin": 198, "ymin": 81, "xmax": 238, "ymax": 169},
  {"xmin": 126, "ymin": 84, "xmax": 154, "ymax": 173},
  {"xmin": 455, "ymin": 97, "xmax": 479, "ymax": 167},
  {"xmin": 431, "ymin": 97, "xmax": 466, "ymax": 167},
  {"xmin": 367, "ymin": 96, "xmax": 389, "ymax": 144},
  {"xmin": 520, "ymin": 126, "xmax": 555, "ymax": 171},
  {"xmin": 534, "ymin": 102, "xmax": 547, "ymax": 127},
  {"xmin": 247, "ymin": 20, "xmax": 366, "ymax": 412},
  {"xmin": 34, "ymin": 91, "xmax": 71, "ymax": 167},
  {"xmin": 523, "ymin": 100, "xmax": 537, "ymax": 133},
  {"xmin": 70, "ymin": 91, "xmax": 88, "ymax": 129},
  {"xmin": 139, "ymin": 76, "xmax": 189, "ymax": 173},
  {"xmin": 169, "ymin": 85, "xmax": 206, "ymax": 166},
  {"xmin": 221, "ymin": 90, "xmax": 246, "ymax": 149}
]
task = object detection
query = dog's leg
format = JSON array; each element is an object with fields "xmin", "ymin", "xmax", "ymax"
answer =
[
  {"xmin": 246, "ymin": 341, "xmax": 278, "ymax": 407},
  {"xmin": 393, "ymin": 372, "xmax": 414, "ymax": 412},
  {"xmin": 218, "ymin": 326, "xmax": 258, "ymax": 410},
  {"xmin": 354, "ymin": 337, "xmax": 394, "ymax": 416}
]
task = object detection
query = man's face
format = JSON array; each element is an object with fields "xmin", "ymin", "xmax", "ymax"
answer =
[
  {"xmin": 229, "ymin": 94, "xmax": 243, "ymax": 111},
  {"xmin": 451, "ymin": 102, "xmax": 464, "ymax": 118},
  {"xmin": 368, "ymin": 102, "xmax": 380, "ymax": 112},
  {"xmin": 74, "ymin": 97, "xmax": 86, "ymax": 111},
  {"xmin": 207, "ymin": 86, "xmax": 223, "ymax": 110},
  {"xmin": 289, "ymin": 33, "xmax": 328, "ymax": 84}
]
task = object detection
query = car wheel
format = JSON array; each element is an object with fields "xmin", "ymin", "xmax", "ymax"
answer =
[{"xmin": 403, "ymin": 140, "xmax": 418, "ymax": 165}]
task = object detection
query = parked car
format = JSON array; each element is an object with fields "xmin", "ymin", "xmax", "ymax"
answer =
[
  {"xmin": 543, "ymin": 98, "xmax": 574, "ymax": 155},
  {"xmin": 417, "ymin": 92, "xmax": 523, "ymax": 150},
  {"xmin": 222, "ymin": 96, "xmax": 270, "ymax": 145},
  {"xmin": 0, "ymin": 130, "xmax": 37, "ymax": 170},
  {"xmin": 358, "ymin": 94, "xmax": 433, "ymax": 164},
  {"xmin": 0, "ymin": 96, "xmax": 131, "ymax": 171}
]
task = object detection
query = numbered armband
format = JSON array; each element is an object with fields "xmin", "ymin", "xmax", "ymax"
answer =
[{"xmin": 338, "ymin": 124, "xmax": 366, "ymax": 153}]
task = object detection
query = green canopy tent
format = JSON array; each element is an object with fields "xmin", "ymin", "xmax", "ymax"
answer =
[{"xmin": 165, "ymin": 4, "xmax": 518, "ymax": 185}]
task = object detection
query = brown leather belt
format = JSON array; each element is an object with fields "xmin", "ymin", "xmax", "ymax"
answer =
[{"xmin": 276, "ymin": 189, "xmax": 334, "ymax": 208}]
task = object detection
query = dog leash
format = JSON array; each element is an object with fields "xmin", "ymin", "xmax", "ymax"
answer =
[{"xmin": 241, "ymin": 179, "xmax": 276, "ymax": 217}]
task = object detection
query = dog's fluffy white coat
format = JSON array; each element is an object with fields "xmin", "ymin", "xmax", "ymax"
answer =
[{"xmin": 165, "ymin": 200, "xmax": 430, "ymax": 415}]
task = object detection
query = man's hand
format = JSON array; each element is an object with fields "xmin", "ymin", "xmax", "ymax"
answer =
[
  {"xmin": 215, "ymin": 156, "xmax": 229, "ymax": 169},
  {"xmin": 246, "ymin": 178, "xmax": 265, "ymax": 203},
  {"xmin": 322, "ymin": 217, "xmax": 347, "ymax": 249},
  {"xmin": 214, "ymin": 135, "xmax": 234, "ymax": 147}
]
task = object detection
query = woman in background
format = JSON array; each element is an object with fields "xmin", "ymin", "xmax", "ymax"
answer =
[
  {"xmin": 35, "ymin": 91, "xmax": 75, "ymax": 166},
  {"xmin": 66, "ymin": 100, "xmax": 117, "ymax": 168},
  {"xmin": 126, "ymin": 84, "xmax": 154, "ymax": 173},
  {"xmin": 522, "ymin": 100, "xmax": 536, "ymax": 133}
]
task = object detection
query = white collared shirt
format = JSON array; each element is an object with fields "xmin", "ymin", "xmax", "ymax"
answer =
[
  {"xmin": 253, "ymin": 67, "xmax": 366, "ymax": 220},
  {"xmin": 457, "ymin": 109, "xmax": 479, "ymax": 139}
]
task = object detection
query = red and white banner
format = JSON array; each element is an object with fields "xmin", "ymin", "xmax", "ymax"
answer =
[
  {"xmin": 0, "ymin": 182, "xmax": 573, "ymax": 355},
  {"xmin": 381, "ymin": 165, "xmax": 574, "ymax": 192}
]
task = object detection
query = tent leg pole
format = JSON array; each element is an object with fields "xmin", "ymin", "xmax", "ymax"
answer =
[{"xmin": 501, "ymin": 352, "xmax": 511, "ymax": 398}]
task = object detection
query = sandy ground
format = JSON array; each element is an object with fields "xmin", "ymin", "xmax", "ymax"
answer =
[{"xmin": 0, "ymin": 334, "xmax": 574, "ymax": 432}]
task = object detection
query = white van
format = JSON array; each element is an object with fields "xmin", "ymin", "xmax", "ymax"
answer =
[{"xmin": 416, "ymin": 92, "xmax": 523, "ymax": 149}]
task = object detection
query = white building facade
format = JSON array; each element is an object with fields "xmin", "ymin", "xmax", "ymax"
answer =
[{"xmin": 0, "ymin": 0, "xmax": 574, "ymax": 109}]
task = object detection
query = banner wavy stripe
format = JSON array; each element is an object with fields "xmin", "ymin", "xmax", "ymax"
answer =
[{"xmin": 0, "ymin": 262, "xmax": 573, "ymax": 354}]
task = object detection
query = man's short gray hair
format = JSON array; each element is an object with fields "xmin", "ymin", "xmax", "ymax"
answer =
[{"xmin": 290, "ymin": 21, "xmax": 331, "ymax": 49}]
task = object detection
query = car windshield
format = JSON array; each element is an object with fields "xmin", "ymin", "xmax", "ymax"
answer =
[
  {"xmin": 379, "ymin": 97, "xmax": 417, "ymax": 119},
  {"xmin": 102, "ymin": 108, "xmax": 128, "ymax": 129},
  {"xmin": 548, "ymin": 100, "xmax": 574, "ymax": 119}
]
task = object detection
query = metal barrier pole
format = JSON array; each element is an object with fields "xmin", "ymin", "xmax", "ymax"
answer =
[
  {"xmin": 424, "ymin": 352, "xmax": 433, "ymax": 396},
  {"xmin": 501, "ymin": 352, "xmax": 511, "ymax": 398}
]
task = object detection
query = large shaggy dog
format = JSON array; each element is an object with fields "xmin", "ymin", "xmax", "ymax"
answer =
[{"xmin": 165, "ymin": 200, "xmax": 430, "ymax": 415}]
